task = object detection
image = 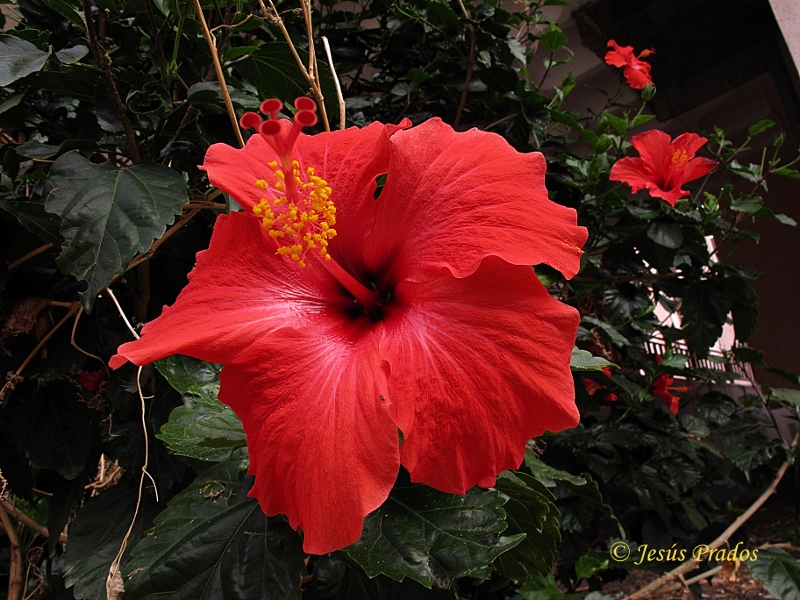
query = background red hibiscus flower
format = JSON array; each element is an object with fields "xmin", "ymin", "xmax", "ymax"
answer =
[
  {"xmin": 604, "ymin": 40, "xmax": 655, "ymax": 89},
  {"xmin": 610, "ymin": 130, "xmax": 719, "ymax": 205}
]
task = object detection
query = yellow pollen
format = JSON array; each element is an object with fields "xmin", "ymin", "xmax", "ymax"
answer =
[
  {"xmin": 670, "ymin": 149, "xmax": 689, "ymax": 170},
  {"xmin": 252, "ymin": 161, "xmax": 336, "ymax": 267}
]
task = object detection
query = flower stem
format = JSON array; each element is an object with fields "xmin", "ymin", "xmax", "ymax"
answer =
[{"xmin": 316, "ymin": 255, "xmax": 380, "ymax": 312}]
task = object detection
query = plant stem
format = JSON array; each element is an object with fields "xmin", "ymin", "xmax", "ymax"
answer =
[
  {"xmin": 453, "ymin": 0, "xmax": 475, "ymax": 128},
  {"xmin": 192, "ymin": 0, "xmax": 244, "ymax": 148},
  {"xmin": 0, "ymin": 501, "xmax": 23, "ymax": 600},
  {"xmin": 83, "ymin": 0, "xmax": 141, "ymax": 162}
]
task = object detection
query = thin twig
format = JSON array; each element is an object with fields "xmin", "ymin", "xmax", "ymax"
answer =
[
  {"xmin": 322, "ymin": 36, "xmax": 345, "ymax": 130},
  {"xmin": 192, "ymin": 0, "xmax": 244, "ymax": 148},
  {"xmin": 453, "ymin": 0, "xmax": 475, "ymax": 128},
  {"xmin": 143, "ymin": 0, "xmax": 167, "ymax": 78},
  {"xmin": 625, "ymin": 428, "xmax": 800, "ymax": 599},
  {"xmin": 82, "ymin": 0, "xmax": 141, "ymax": 162},
  {"xmin": 70, "ymin": 306, "xmax": 109, "ymax": 376},
  {"xmin": 259, "ymin": 0, "xmax": 329, "ymax": 130},
  {"xmin": 9, "ymin": 244, "xmax": 54, "ymax": 271},
  {"xmin": 105, "ymin": 290, "xmax": 157, "ymax": 599},
  {"xmin": 0, "ymin": 501, "xmax": 24, "ymax": 600},
  {"xmin": 0, "ymin": 303, "xmax": 81, "ymax": 407},
  {"xmin": 0, "ymin": 499, "xmax": 67, "ymax": 545}
]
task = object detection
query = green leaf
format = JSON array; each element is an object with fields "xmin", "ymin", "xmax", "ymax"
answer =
[
  {"xmin": 575, "ymin": 555, "xmax": 608, "ymax": 579},
  {"xmin": 42, "ymin": 0, "xmax": 86, "ymax": 29},
  {"xmin": 647, "ymin": 220, "xmax": 683, "ymax": 249},
  {"xmin": 730, "ymin": 194, "xmax": 763, "ymax": 213},
  {"xmin": 659, "ymin": 352, "xmax": 688, "ymax": 369},
  {"xmin": 570, "ymin": 347, "xmax": 616, "ymax": 372},
  {"xmin": 747, "ymin": 119, "xmax": 775, "ymax": 137},
  {"xmin": 539, "ymin": 26, "xmax": 568, "ymax": 53},
  {"xmin": 12, "ymin": 380, "xmax": 96, "ymax": 480},
  {"xmin": 754, "ymin": 207, "xmax": 797, "ymax": 226},
  {"xmin": 55, "ymin": 44, "xmax": 88, "ymax": 64},
  {"xmin": 516, "ymin": 574, "xmax": 581, "ymax": 600},
  {"xmin": 425, "ymin": 2, "xmax": 459, "ymax": 30},
  {"xmin": 16, "ymin": 138, "xmax": 98, "ymax": 159},
  {"xmin": 582, "ymin": 316, "xmax": 630, "ymax": 348},
  {"xmin": 64, "ymin": 482, "xmax": 157, "ymax": 600},
  {"xmin": 723, "ymin": 277, "xmax": 759, "ymax": 342},
  {"xmin": 44, "ymin": 152, "xmax": 187, "ymax": 311},
  {"xmin": 680, "ymin": 279, "xmax": 731, "ymax": 356},
  {"xmin": 603, "ymin": 112, "xmax": 627, "ymax": 136},
  {"xmin": 631, "ymin": 114, "xmax": 654, "ymax": 127},
  {"xmin": 773, "ymin": 166, "xmax": 800, "ymax": 179},
  {"xmin": 345, "ymin": 473, "xmax": 524, "ymax": 588},
  {"xmin": 0, "ymin": 34, "xmax": 52, "ymax": 86},
  {"xmin": 493, "ymin": 471, "xmax": 561, "ymax": 583},
  {"xmin": 525, "ymin": 453, "xmax": 586, "ymax": 487},
  {"xmin": 124, "ymin": 462, "xmax": 305, "ymax": 600},
  {"xmin": 234, "ymin": 43, "xmax": 338, "ymax": 123},
  {"xmin": 750, "ymin": 547, "xmax": 800, "ymax": 600},
  {"xmin": 155, "ymin": 356, "xmax": 247, "ymax": 465},
  {"xmin": 0, "ymin": 198, "xmax": 62, "ymax": 245},
  {"xmin": 156, "ymin": 354, "xmax": 223, "ymax": 395},
  {"xmin": 770, "ymin": 388, "xmax": 800, "ymax": 408}
]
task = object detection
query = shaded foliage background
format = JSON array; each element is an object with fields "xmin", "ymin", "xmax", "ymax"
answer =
[{"xmin": 0, "ymin": 0, "xmax": 799, "ymax": 598}]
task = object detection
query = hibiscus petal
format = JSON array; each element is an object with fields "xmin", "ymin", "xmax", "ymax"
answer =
[
  {"xmin": 110, "ymin": 212, "xmax": 350, "ymax": 369},
  {"xmin": 365, "ymin": 119, "xmax": 587, "ymax": 284},
  {"xmin": 604, "ymin": 41, "xmax": 632, "ymax": 67},
  {"xmin": 630, "ymin": 130, "xmax": 672, "ymax": 170},
  {"xmin": 609, "ymin": 157, "xmax": 651, "ymax": 193},
  {"xmin": 682, "ymin": 156, "xmax": 718, "ymax": 184},
  {"xmin": 380, "ymin": 256, "xmax": 580, "ymax": 494},
  {"xmin": 220, "ymin": 321, "xmax": 399, "ymax": 555},
  {"xmin": 670, "ymin": 132, "xmax": 709, "ymax": 158},
  {"xmin": 644, "ymin": 182, "xmax": 688, "ymax": 206},
  {"xmin": 623, "ymin": 62, "xmax": 652, "ymax": 89},
  {"xmin": 204, "ymin": 122, "xmax": 398, "ymax": 278}
]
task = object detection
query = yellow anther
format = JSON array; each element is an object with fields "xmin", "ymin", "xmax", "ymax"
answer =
[
  {"xmin": 251, "ymin": 161, "xmax": 337, "ymax": 268},
  {"xmin": 670, "ymin": 149, "xmax": 689, "ymax": 170}
]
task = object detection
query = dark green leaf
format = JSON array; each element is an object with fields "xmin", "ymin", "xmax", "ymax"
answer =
[
  {"xmin": 64, "ymin": 482, "xmax": 157, "ymax": 600},
  {"xmin": 525, "ymin": 453, "xmax": 586, "ymax": 487},
  {"xmin": 603, "ymin": 112, "xmax": 627, "ymax": 135},
  {"xmin": 234, "ymin": 43, "xmax": 338, "ymax": 123},
  {"xmin": 0, "ymin": 198, "xmax": 62, "ymax": 245},
  {"xmin": 647, "ymin": 220, "xmax": 683, "ymax": 249},
  {"xmin": 750, "ymin": 547, "xmax": 800, "ymax": 600},
  {"xmin": 426, "ymin": 2, "xmax": 459, "ymax": 30},
  {"xmin": 124, "ymin": 462, "xmax": 305, "ymax": 600},
  {"xmin": 575, "ymin": 555, "xmax": 608, "ymax": 579},
  {"xmin": 570, "ymin": 347, "xmax": 616, "ymax": 372},
  {"xmin": 539, "ymin": 27, "xmax": 568, "ymax": 53},
  {"xmin": 12, "ymin": 380, "xmax": 95, "ymax": 480},
  {"xmin": 631, "ymin": 114, "xmax": 654, "ymax": 127},
  {"xmin": 346, "ymin": 473, "xmax": 524, "ymax": 588},
  {"xmin": 493, "ymin": 471, "xmax": 560, "ymax": 583},
  {"xmin": 723, "ymin": 276, "xmax": 758, "ymax": 342},
  {"xmin": 754, "ymin": 207, "xmax": 797, "ymax": 226},
  {"xmin": 680, "ymin": 280, "xmax": 731, "ymax": 356},
  {"xmin": 15, "ymin": 138, "xmax": 98, "ymax": 159},
  {"xmin": 603, "ymin": 284, "xmax": 651, "ymax": 325},
  {"xmin": 517, "ymin": 574, "xmax": 581, "ymax": 600},
  {"xmin": 747, "ymin": 119, "xmax": 775, "ymax": 137},
  {"xmin": 730, "ymin": 194, "xmax": 763, "ymax": 213},
  {"xmin": 773, "ymin": 166, "xmax": 800, "ymax": 179},
  {"xmin": 44, "ymin": 152, "xmax": 187, "ymax": 311},
  {"xmin": 582, "ymin": 316, "xmax": 630, "ymax": 347},
  {"xmin": 0, "ymin": 34, "xmax": 51, "ymax": 85},
  {"xmin": 155, "ymin": 354, "xmax": 222, "ymax": 395},
  {"xmin": 770, "ymin": 388, "xmax": 800, "ymax": 407},
  {"xmin": 155, "ymin": 356, "xmax": 247, "ymax": 464},
  {"xmin": 41, "ymin": 0, "xmax": 86, "ymax": 29},
  {"xmin": 55, "ymin": 44, "xmax": 88, "ymax": 63}
]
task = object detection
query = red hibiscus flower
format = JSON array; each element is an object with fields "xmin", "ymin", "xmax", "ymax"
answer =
[
  {"xmin": 78, "ymin": 369, "xmax": 104, "ymax": 391},
  {"xmin": 110, "ymin": 99, "xmax": 587, "ymax": 554},
  {"xmin": 610, "ymin": 130, "xmax": 718, "ymax": 206},
  {"xmin": 652, "ymin": 374, "xmax": 692, "ymax": 415},
  {"xmin": 604, "ymin": 40, "xmax": 655, "ymax": 89}
]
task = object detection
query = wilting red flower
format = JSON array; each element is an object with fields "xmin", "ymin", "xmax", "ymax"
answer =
[
  {"xmin": 652, "ymin": 374, "xmax": 692, "ymax": 415},
  {"xmin": 604, "ymin": 40, "xmax": 655, "ymax": 89},
  {"xmin": 78, "ymin": 369, "xmax": 104, "ymax": 391},
  {"xmin": 610, "ymin": 130, "xmax": 718, "ymax": 206},
  {"xmin": 111, "ymin": 99, "xmax": 587, "ymax": 554}
]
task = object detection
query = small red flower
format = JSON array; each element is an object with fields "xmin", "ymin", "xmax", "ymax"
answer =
[
  {"xmin": 78, "ymin": 369, "xmax": 104, "ymax": 391},
  {"xmin": 602, "ymin": 366, "xmax": 613, "ymax": 377},
  {"xmin": 604, "ymin": 40, "xmax": 655, "ymax": 89},
  {"xmin": 610, "ymin": 130, "xmax": 719, "ymax": 206},
  {"xmin": 111, "ymin": 99, "xmax": 587, "ymax": 554},
  {"xmin": 652, "ymin": 374, "xmax": 692, "ymax": 415},
  {"xmin": 604, "ymin": 393, "xmax": 618, "ymax": 402},
  {"xmin": 584, "ymin": 379, "xmax": 604, "ymax": 396}
]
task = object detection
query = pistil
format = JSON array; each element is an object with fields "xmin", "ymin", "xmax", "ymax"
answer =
[{"xmin": 315, "ymin": 254, "xmax": 381, "ymax": 312}]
